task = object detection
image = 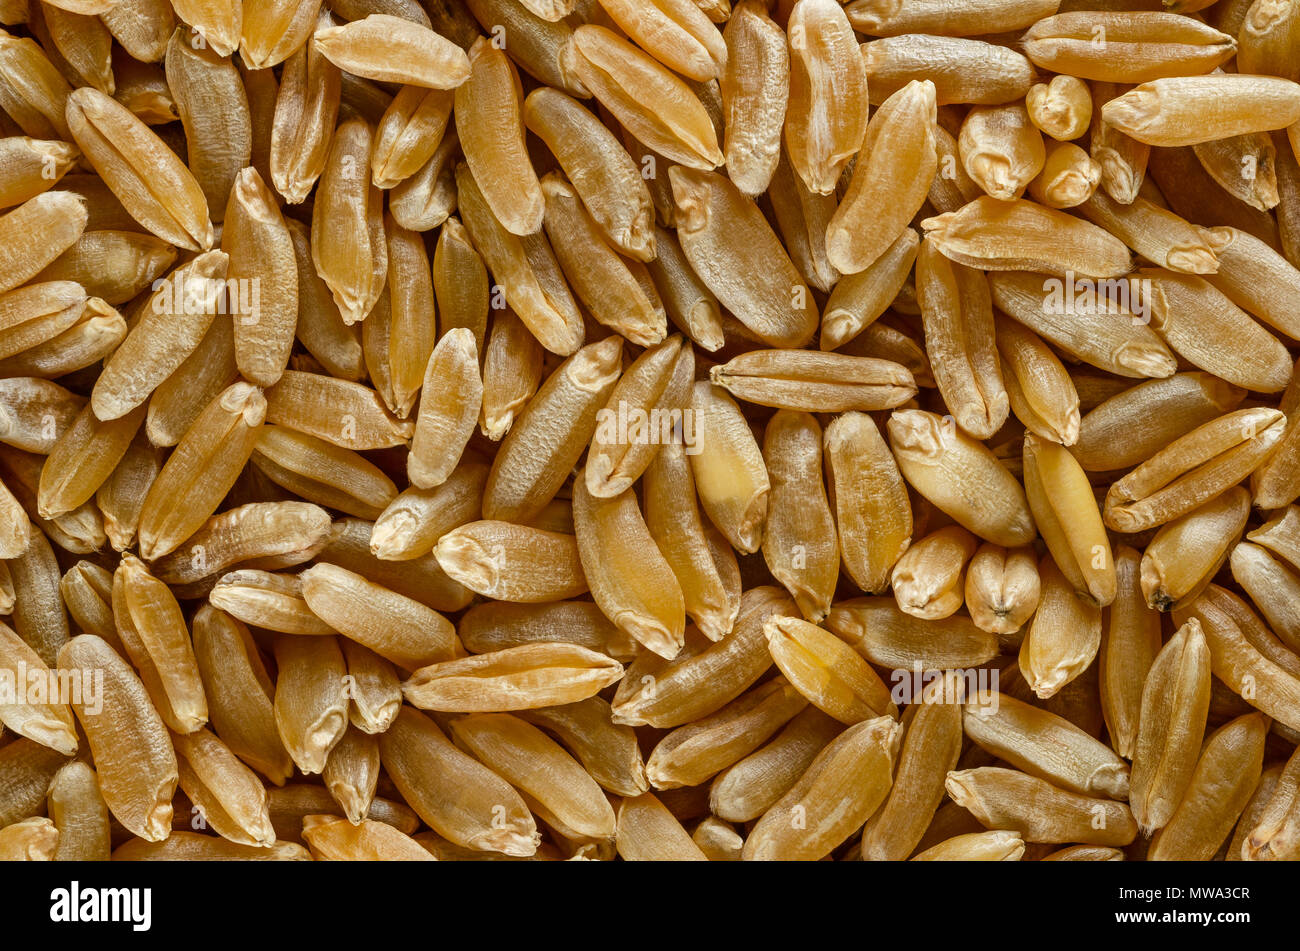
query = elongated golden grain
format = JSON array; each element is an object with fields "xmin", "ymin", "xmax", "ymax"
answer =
[
  {"xmin": 570, "ymin": 25, "xmax": 721, "ymax": 170},
  {"xmin": 1130, "ymin": 617, "xmax": 1212, "ymax": 834},
  {"xmin": 455, "ymin": 162, "xmax": 584, "ymax": 356},
  {"xmin": 615, "ymin": 792, "xmax": 708, "ymax": 861},
  {"xmin": 598, "ymin": 0, "xmax": 725, "ymax": 82},
  {"xmin": 0, "ymin": 192, "xmax": 87, "ymax": 296},
  {"xmin": 912, "ymin": 830, "xmax": 1025, "ymax": 861},
  {"xmin": 4, "ymin": 528, "xmax": 66, "ymax": 664},
  {"xmin": 1202, "ymin": 226, "xmax": 1300, "ymax": 339},
  {"xmin": 819, "ymin": 230, "xmax": 918, "ymax": 352},
  {"xmin": 1229, "ymin": 763, "xmax": 1284, "ymax": 862},
  {"xmin": 0, "ymin": 377, "xmax": 83, "ymax": 454},
  {"xmin": 1175, "ymin": 587, "xmax": 1300, "ymax": 732},
  {"xmin": 688, "ymin": 381, "xmax": 770, "ymax": 554},
  {"xmin": 269, "ymin": 11, "xmax": 340, "ymax": 204},
  {"xmin": 1141, "ymin": 269, "xmax": 1292, "ymax": 393},
  {"xmin": 524, "ymin": 88, "xmax": 653, "ymax": 260},
  {"xmin": 208, "ymin": 568, "xmax": 334, "ymax": 635},
  {"xmin": 320, "ymin": 725, "xmax": 380, "ymax": 823},
  {"xmin": 36, "ymin": 400, "xmax": 141, "ymax": 520},
  {"xmin": 144, "ymin": 304, "xmax": 238, "ymax": 448},
  {"xmin": 711, "ymin": 349, "xmax": 917, "ymax": 414},
  {"xmin": 764, "ymin": 615, "xmax": 898, "ymax": 723},
  {"xmin": 112, "ymin": 553, "xmax": 207, "ymax": 734},
  {"xmin": 252, "ymin": 425, "xmax": 398, "ymax": 520},
  {"xmin": 759, "ymin": 411, "xmax": 838, "ymax": 622},
  {"xmin": 1231, "ymin": 541, "xmax": 1300, "ymax": 652},
  {"xmin": 240, "ymin": 0, "xmax": 321, "ymax": 70},
  {"xmin": 271, "ymin": 633, "xmax": 348, "ymax": 775},
  {"xmin": 0, "ymin": 619, "xmax": 77, "ymax": 754},
  {"xmin": 888, "ymin": 408, "xmax": 1035, "ymax": 547},
  {"xmin": 1192, "ymin": 132, "xmax": 1279, "ymax": 212},
  {"xmin": 265, "ymin": 372, "xmax": 412, "ymax": 451},
  {"xmin": 371, "ymin": 85, "xmax": 452, "ymax": 191},
  {"xmin": 94, "ymin": 432, "xmax": 159, "ymax": 549},
  {"xmin": 718, "ymin": 0, "xmax": 787, "ymax": 196},
  {"xmin": 34, "ymin": 229, "xmax": 175, "ymax": 306},
  {"xmin": 861, "ymin": 34, "xmax": 1034, "ymax": 106},
  {"xmin": 90, "ymin": 251, "xmax": 227, "ymax": 421},
  {"xmin": 670, "ymin": 166, "xmax": 816, "ymax": 347},
  {"xmin": 989, "ymin": 271, "xmax": 1177, "ymax": 379},
  {"xmin": 65, "ymin": 87, "xmax": 211, "ymax": 250},
  {"xmin": 462, "ymin": 0, "xmax": 588, "ymax": 96},
  {"xmin": 1148, "ymin": 712, "xmax": 1268, "ymax": 861},
  {"xmin": 744, "ymin": 716, "xmax": 901, "ymax": 860},
  {"xmin": 861, "ymin": 673, "xmax": 964, "ymax": 860},
  {"xmin": 137, "ymin": 382, "xmax": 266, "ymax": 561},
  {"xmin": 164, "ymin": 29, "xmax": 250, "ymax": 224},
  {"xmin": 574, "ymin": 475, "xmax": 686, "ymax": 659},
  {"xmin": 1023, "ymin": 432, "xmax": 1114, "ymax": 606},
  {"xmin": 57, "ymin": 634, "xmax": 177, "ymax": 841},
  {"xmin": 946, "ymin": 767, "xmax": 1138, "ymax": 846},
  {"xmin": 1023, "ymin": 13, "xmax": 1236, "ymax": 83},
  {"xmin": 310, "ymin": 117, "xmax": 386, "ymax": 325},
  {"xmin": 1100, "ymin": 548, "xmax": 1164, "ymax": 760},
  {"xmin": 644, "ymin": 440, "xmax": 741, "ymax": 641},
  {"xmin": 224, "ymin": 167, "xmax": 297, "ymax": 387},
  {"xmin": 46, "ymin": 761, "xmax": 110, "ymax": 861},
  {"xmin": 915, "ymin": 239, "xmax": 1006, "ymax": 438},
  {"xmin": 646, "ymin": 679, "xmax": 806, "ymax": 789},
  {"xmin": 483, "ymin": 335, "xmax": 620, "ymax": 520},
  {"xmin": 542, "ymin": 173, "xmax": 666, "ymax": 347},
  {"xmin": 965, "ymin": 688, "xmax": 1130, "ymax": 799},
  {"xmin": 848, "ymin": 0, "xmax": 1057, "ymax": 34},
  {"xmin": 370, "ymin": 462, "xmax": 485, "ymax": 561},
  {"xmin": 646, "ymin": 225, "xmax": 725, "ymax": 352},
  {"xmin": 380, "ymin": 705, "xmax": 540, "ymax": 856},
  {"xmin": 1074, "ymin": 372, "xmax": 1244, "ymax": 472},
  {"xmin": 828, "ymin": 597, "xmax": 999, "ymax": 671},
  {"xmin": 451, "ymin": 712, "xmax": 616, "ymax": 841},
  {"xmin": 1019, "ymin": 556, "xmax": 1103, "ymax": 699},
  {"xmin": 407, "ymin": 329, "xmax": 481, "ymax": 489},
  {"xmin": 0, "ymin": 137, "xmax": 77, "ymax": 209},
  {"xmin": 313, "ymin": 14, "xmax": 471, "ymax": 88},
  {"xmin": 1103, "ymin": 407, "xmax": 1287, "ymax": 533},
  {"xmin": 299, "ymin": 562, "xmax": 460, "ymax": 669},
  {"xmin": 781, "ymin": 0, "xmax": 867, "ymax": 195},
  {"xmin": 403, "ymin": 641, "xmax": 622, "ymax": 712},
  {"xmin": 431, "ymin": 217, "xmax": 488, "ymax": 353},
  {"xmin": 922, "ymin": 196, "xmax": 1132, "ymax": 278},
  {"xmin": 1141, "ymin": 488, "xmax": 1249, "ymax": 612},
  {"xmin": 191, "ymin": 604, "xmax": 293, "ymax": 785},
  {"xmin": 0, "ymin": 32, "xmax": 73, "ymax": 140},
  {"xmin": 456, "ymin": 37, "xmax": 543, "ymax": 236},
  {"xmin": 320, "ymin": 517, "xmax": 473, "ymax": 614},
  {"xmin": 1077, "ymin": 190, "xmax": 1219, "ymax": 274},
  {"xmin": 611, "ymin": 586, "xmax": 790, "ymax": 728},
  {"xmin": 821, "ymin": 411, "xmax": 914, "ymax": 595},
  {"xmin": 1102, "ymin": 74, "xmax": 1300, "ymax": 147},
  {"xmin": 172, "ymin": 726, "xmax": 276, "ymax": 847}
]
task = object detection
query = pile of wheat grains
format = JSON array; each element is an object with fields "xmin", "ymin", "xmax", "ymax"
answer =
[{"xmin": 0, "ymin": 0, "xmax": 1299, "ymax": 862}]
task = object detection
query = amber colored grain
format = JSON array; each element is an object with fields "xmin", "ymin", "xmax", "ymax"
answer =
[{"xmin": 57, "ymin": 634, "xmax": 177, "ymax": 842}]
